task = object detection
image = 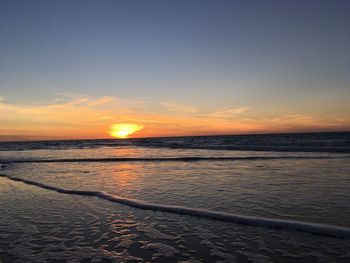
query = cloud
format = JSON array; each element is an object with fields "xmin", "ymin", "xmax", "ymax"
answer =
[
  {"xmin": 0, "ymin": 95, "xmax": 349, "ymax": 140},
  {"xmin": 160, "ymin": 102, "xmax": 199, "ymax": 113},
  {"xmin": 270, "ymin": 114, "xmax": 319, "ymax": 125},
  {"xmin": 208, "ymin": 107, "xmax": 250, "ymax": 118},
  {"xmin": 86, "ymin": 96, "xmax": 116, "ymax": 106}
]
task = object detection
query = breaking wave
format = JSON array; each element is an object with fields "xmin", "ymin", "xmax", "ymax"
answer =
[{"xmin": 1, "ymin": 173, "xmax": 350, "ymax": 239}]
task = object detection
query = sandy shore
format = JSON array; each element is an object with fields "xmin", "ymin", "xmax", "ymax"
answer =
[{"xmin": 1, "ymin": 175, "xmax": 350, "ymax": 262}]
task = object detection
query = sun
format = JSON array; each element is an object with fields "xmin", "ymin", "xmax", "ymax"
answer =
[{"xmin": 109, "ymin": 124, "xmax": 143, "ymax": 139}]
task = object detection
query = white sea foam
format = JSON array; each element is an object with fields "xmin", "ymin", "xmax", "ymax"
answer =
[{"xmin": 1, "ymin": 173, "xmax": 350, "ymax": 239}]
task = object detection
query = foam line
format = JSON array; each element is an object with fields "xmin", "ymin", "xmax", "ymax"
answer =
[
  {"xmin": 1, "ymin": 173, "xmax": 350, "ymax": 239},
  {"xmin": 1, "ymin": 155, "xmax": 347, "ymax": 164}
]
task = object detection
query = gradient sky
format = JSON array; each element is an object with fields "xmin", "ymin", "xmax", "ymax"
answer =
[{"xmin": 0, "ymin": 0, "xmax": 349, "ymax": 140}]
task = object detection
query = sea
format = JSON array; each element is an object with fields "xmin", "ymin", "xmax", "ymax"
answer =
[{"xmin": 0, "ymin": 132, "xmax": 350, "ymax": 262}]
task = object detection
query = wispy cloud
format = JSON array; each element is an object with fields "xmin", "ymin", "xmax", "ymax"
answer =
[
  {"xmin": 0, "ymin": 95, "xmax": 349, "ymax": 140},
  {"xmin": 208, "ymin": 107, "xmax": 250, "ymax": 118},
  {"xmin": 159, "ymin": 101, "xmax": 199, "ymax": 113}
]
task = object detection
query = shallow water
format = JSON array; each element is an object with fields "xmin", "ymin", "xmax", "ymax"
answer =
[{"xmin": 1, "ymin": 133, "xmax": 350, "ymax": 262}]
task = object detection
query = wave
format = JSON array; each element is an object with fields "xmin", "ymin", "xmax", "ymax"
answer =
[
  {"xmin": 1, "ymin": 132, "xmax": 349, "ymax": 153},
  {"xmin": 1, "ymin": 173, "xmax": 350, "ymax": 239},
  {"xmin": 1, "ymin": 155, "xmax": 348, "ymax": 164},
  {"xmin": 145, "ymin": 145, "xmax": 350, "ymax": 153},
  {"xmin": 131, "ymin": 132, "xmax": 350, "ymax": 153}
]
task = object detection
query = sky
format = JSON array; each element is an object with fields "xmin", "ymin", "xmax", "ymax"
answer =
[{"xmin": 0, "ymin": 0, "xmax": 349, "ymax": 140}]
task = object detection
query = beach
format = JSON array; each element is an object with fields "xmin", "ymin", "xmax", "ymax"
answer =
[{"xmin": 1, "ymin": 132, "xmax": 350, "ymax": 262}]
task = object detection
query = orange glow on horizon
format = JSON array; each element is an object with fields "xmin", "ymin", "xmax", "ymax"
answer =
[
  {"xmin": 1, "ymin": 95, "xmax": 349, "ymax": 142},
  {"xmin": 109, "ymin": 123, "xmax": 143, "ymax": 139}
]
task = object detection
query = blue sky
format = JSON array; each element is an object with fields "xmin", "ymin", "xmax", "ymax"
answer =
[{"xmin": 0, "ymin": 0, "xmax": 349, "ymax": 139}]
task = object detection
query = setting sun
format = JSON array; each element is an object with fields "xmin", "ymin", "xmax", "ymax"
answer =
[{"xmin": 109, "ymin": 124, "xmax": 143, "ymax": 139}]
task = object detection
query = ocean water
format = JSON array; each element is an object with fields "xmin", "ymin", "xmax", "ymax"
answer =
[{"xmin": 0, "ymin": 132, "xmax": 350, "ymax": 262}]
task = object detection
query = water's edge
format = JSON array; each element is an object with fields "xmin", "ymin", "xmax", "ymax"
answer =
[{"xmin": 1, "ymin": 173, "xmax": 349, "ymax": 239}]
